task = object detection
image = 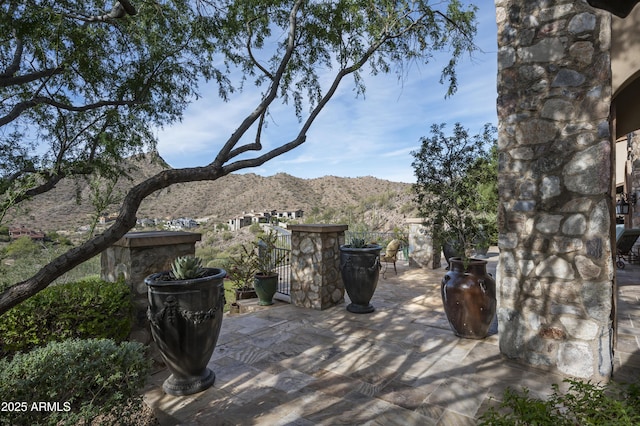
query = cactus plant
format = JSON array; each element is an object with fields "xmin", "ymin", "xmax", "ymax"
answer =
[
  {"xmin": 349, "ymin": 237, "xmax": 367, "ymax": 248},
  {"xmin": 169, "ymin": 256, "xmax": 206, "ymax": 280}
]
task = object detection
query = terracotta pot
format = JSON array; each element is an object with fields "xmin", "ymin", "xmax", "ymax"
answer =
[
  {"xmin": 441, "ymin": 258, "xmax": 496, "ymax": 339},
  {"xmin": 146, "ymin": 268, "xmax": 226, "ymax": 396},
  {"xmin": 339, "ymin": 244, "xmax": 382, "ymax": 313}
]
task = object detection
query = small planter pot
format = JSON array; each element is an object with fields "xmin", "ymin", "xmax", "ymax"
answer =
[
  {"xmin": 254, "ymin": 273, "xmax": 278, "ymax": 306},
  {"xmin": 441, "ymin": 258, "xmax": 496, "ymax": 339},
  {"xmin": 339, "ymin": 244, "xmax": 382, "ymax": 313},
  {"xmin": 146, "ymin": 268, "xmax": 226, "ymax": 396},
  {"xmin": 235, "ymin": 288, "xmax": 258, "ymax": 300}
]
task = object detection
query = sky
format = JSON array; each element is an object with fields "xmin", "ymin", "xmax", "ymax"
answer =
[{"xmin": 155, "ymin": 3, "xmax": 498, "ymax": 184}]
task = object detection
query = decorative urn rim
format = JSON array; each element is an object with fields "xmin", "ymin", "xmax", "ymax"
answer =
[
  {"xmin": 339, "ymin": 244, "xmax": 382, "ymax": 252},
  {"xmin": 145, "ymin": 267, "xmax": 226, "ymax": 287}
]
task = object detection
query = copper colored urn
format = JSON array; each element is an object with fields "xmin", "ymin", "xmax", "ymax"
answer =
[{"xmin": 441, "ymin": 258, "xmax": 496, "ymax": 339}]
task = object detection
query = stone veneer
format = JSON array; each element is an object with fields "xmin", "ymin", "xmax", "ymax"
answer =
[
  {"xmin": 405, "ymin": 218, "xmax": 439, "ymax": 268},
  {"xmin": 101, "ymin": 231, "xmax": 201, "ymax": 343},
  {"xmin": 496, "ymin": 0, "xmax": 615, "ymax": 380},
  {"xmin": 288, "ymin": 224, "xmax": 347, "ymax": 310}
]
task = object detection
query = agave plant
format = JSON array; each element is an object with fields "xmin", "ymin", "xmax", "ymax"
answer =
[{"xmin": 169, "ymin": 256, "xmax": 206, "ymax": 280}]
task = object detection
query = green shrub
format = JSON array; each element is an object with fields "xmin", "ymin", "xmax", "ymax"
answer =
[
  {"xmin": 0, "ymin": 338, "xmax": 150, "ymax": 425},
  {"xmin": 5, "ymin": 236, "xmax": 41, "ymax": 257},
  {"xmin": 478, "ymin": 378, "xmax": 640, "ymax": 425},
  {"xmin": 0, "ymin": 277, "xmax": 133, "ymax": 357}
]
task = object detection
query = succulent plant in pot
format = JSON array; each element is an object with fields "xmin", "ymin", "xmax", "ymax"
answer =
[
  {"xmin": 145, "ymin": 255, "xmax": 226, "ymax": 396},
  {"xmin": 339, "ymin": 236, "xmax": 382, "ymax": 313}
]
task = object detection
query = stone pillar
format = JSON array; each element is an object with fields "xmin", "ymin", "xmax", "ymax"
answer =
[
  {"xmin": 496, "ymin": 1, "xmax": 615, "ymax": 380},
  {"xmin": 406, "ymin": 218, "xmax": 439, "ymax": 269},
  {"xmin": 289, "ymin": 224, "xmax": 347, "ymax": 310},
  {"xmin": 101, "ymin": 231, "xmax": 202, "ymax": 343}
]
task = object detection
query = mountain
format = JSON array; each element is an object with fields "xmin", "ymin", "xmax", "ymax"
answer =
[{"xmin": 5, "ymin": 153, "xmax": 417, "ymax": 233}]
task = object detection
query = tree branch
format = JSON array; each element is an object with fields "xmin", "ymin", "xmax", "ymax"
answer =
[
  {"xmin": 0, "ymin": 97, "xmax": 139, "ymax": 127},
  {"xmin": 0, "ymin": 66, "xmax": 65, "ymax": 88},
  {"xmin": 0, "ymin": 34, "xmax": 23, "ymax": 79},
  {"xmin": 211, "ymin": 0, "xmax": 303, "ymax": 169},
  {"xmin": 246, "ymin": 18, "xmax": 273, "ymax": 80}
]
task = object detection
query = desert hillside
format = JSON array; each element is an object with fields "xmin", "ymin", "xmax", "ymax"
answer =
[{"xmin": 5, "ymin": 153, "xmax": 418, "ymax": 234}]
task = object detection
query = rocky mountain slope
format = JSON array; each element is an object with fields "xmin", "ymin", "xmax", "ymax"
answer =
[{"xmin": 6, "ymin": 154, "xmax": 418, "ymax": 234}]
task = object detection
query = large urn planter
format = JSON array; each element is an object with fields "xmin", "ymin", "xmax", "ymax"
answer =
[
  {"xmin": 441, "ymin": 257, "xmax": 496, "ymax": 339},
  {"xmin": 146, "ymin": 267, "xmax": 226, "ymax": 396},
  {"xmin": 339, "ymin": 244, "xmax": 382, "ymax": 313},
  {"xmin": 254, "ymin": 272, "xmax": 278, "ymax": 306}
]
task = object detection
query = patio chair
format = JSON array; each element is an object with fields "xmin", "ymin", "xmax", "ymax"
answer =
[
  {"xmin": 380, "ymin": 239, "xmax": 401, "ymax": 278},
  {"xmin": 616, "ymin": 227, "xmax": 640, "ymax": 269}
]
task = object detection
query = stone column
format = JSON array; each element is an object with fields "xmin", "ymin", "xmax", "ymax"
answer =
[
  {"xmin": 496, "ymin": 0, "xmax": 615, "ymax": 380},
  {"xmin": 406, "ymin": 218, "xmax": 439, "ymax": 269},
  {"xmin": 101, "ymin": 231, "xmax": 202, "ymax": 343},
  {"xmin": 288, "ymin": 224, "xmax": 347, "ymax": 310}
]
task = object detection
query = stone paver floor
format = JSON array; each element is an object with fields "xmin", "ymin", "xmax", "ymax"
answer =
[{"xmin": 144, "ymin": 249, "xmax": 640, "ymax": 425}]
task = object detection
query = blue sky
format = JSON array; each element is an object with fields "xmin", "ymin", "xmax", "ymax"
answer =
[{"xmin": 155, "ymin": 3, "xmax": 498, "ymax": 184}]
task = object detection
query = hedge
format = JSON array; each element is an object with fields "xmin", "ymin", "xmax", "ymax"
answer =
[
  {"xmin": 0, "ymin": 338, "xmax": 150, "ymax": 425},
  {"xmin": 0, "ymin": 277, "xmax": 133, "ymax": 357}
]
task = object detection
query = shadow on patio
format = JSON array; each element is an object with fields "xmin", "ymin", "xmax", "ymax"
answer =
[{"xmin": 143, "ymin": 248, "xmax": 640, "ymax": 425}]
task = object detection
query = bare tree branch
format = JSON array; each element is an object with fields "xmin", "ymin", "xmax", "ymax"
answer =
[
  {"xmin": 211, "ymin": 0, "xmax": 303, "ymax": 169},
  {"xmin": 0, "ymin": 97, "xmax": 139, "ymax": 127}
]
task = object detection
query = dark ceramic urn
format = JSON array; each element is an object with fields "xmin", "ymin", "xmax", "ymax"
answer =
[
  {"xmin": 339, "ymin": 244, "xmax": 382, "ymax": 313},
  {"xmin": 441, "ymin": 258, "xmax": 496, "ymax": 339},
  {"xmin": 146, "ymin": 268, "xmax": 226, "ymax": 396}
]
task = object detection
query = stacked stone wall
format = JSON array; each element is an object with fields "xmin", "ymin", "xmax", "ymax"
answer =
[
  {"xmin": 289, "ymin": 225, "xmax": 346, "ymax": 310},
  {"xmin": 496, "ymin": 0, "xmax": 615, "ymax": 380}
]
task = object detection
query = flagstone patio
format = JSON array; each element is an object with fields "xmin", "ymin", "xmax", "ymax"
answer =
[{"xmin": 143, "ymin": 248, "xmax": 640, "ymax": 425}]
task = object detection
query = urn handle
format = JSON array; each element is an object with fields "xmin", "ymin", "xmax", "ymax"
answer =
[
  {"xmin": 369, "ymin": 256, "xmax": 381, "ymax": 272},
  {"xmin": 479, "ymin": 279, "xmax": 487, "ymax": 293}
]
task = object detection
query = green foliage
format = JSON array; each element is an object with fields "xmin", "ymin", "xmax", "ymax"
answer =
[
  {"xmin": 0, "ymin": 277, "xmax": 133, "ymax": 356},
  {"xmin": 479, "ymin": 378, "xmax": 640, "ymax": 425},
  {"xmin": 227, "ymin": 230, "xmax": 287, "ymax": 281},
  {"xmin": 0, "ymin": 245, "xmax": 101, "ymax": 293},
  {"xmin": 4, "ymin": 236, "xmax": 41, "ymax": 257},
  {"xmin": 0, "ymin": 338, "xmax": 150, "ymax": 426},
  {"xmin": 249, "ymin": 222, "xmax": 263, "ymax": 235},
  {"xmin": 169, "ymin": 255, "xmax": 206, "ymax": 280},
  {"xmin": 411, "ymin": 122, "xmax": 497, "ymax": 258},
  {"xmin": 253, "ymin": 230, "xmax": 287, "ymax": 275},
  {"xmin": 225, "ymin": 244, "xmax": 257, "ymax": 290}
]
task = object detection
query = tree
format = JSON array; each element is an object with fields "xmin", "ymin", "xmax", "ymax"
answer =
[
  {"xmin": 411, "ymin": 122, "xmax": 497, "ymax": 258},
  {"xmin": 0, "ymin": 0, "xmax": 479, "ymax": 315}
]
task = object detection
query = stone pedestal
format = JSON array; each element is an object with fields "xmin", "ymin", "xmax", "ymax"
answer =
[
  {"xmin": 289, "ymin": 224, "xmax": 347, "ymax": 310},
  {"xmin": 406, "ymin": 218, "xmax": 439, "ymax": 269},
  {"xmin": 101, "ymin": 231, "xmax": 202, "ymax": 343}
]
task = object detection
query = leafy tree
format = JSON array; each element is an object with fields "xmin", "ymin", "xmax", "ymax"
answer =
[
  {"xmin": 411, "ymin": 122, "xmax": 497, "ymax": 258},
  {"xmin": 0, "ymin": 0, "xmax": 479, "ymax": 315}
]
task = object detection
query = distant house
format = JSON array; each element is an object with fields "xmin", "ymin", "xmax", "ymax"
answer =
[
  {"xmin": 228, "ymin": 209, "xmax": 303, "ymax": 230},
  {"xmin": 228, "ymin": 210, "xmax": 271, "ymax": 231},
  {"xmin": 98, "ymin": 213, "xmax": 119, "ymax": 225},
  {"xmin": 166, "ymin": 218, "xmax": 199, "ymax": 230},
  {"xmin": 274, "ymin": 209, "xmax": 304, "ymax": 220},
  {"xmin": 9, "ymin": 226, "xmax": 45, "ymax": 241}
]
